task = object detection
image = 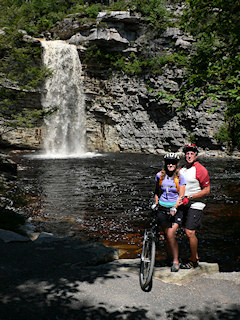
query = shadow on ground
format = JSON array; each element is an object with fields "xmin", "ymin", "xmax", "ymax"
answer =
[
  {"xmin": 0, "ymin": 238, "xmax": 240, "ymax": 319},
  {"xmin": 166, "ymin": 305, "xmax": 240, "ymax": 320}
]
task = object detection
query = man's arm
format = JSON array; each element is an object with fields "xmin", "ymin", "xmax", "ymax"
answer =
[
  {"xmin": 194, "ymin": 162, "xmax": 210, "ymax": 200},
  {"xmin": 191, "ymin": 185, "xmax": 210, "ymax": 200}
]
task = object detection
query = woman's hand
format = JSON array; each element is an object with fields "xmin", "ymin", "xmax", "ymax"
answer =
[
  {"xmin": 170, "ymin": 207, "xmax": 177, "ymax": 216},
  {"xmin": 175, "ymin": 197, "xmax": 182, "ymax": 208}
]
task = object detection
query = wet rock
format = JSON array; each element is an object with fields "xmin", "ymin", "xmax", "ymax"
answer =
[
  {"xmin": 23, "ymin": 34, "xmax": 41, "ymax": 45},
  {"xmin": 0, "ymin": 227, "xmax": 119, "ymax": 266},
  {"xmin": 0, "ymin": 155, "xmax": 17, "ymax": 177},
  {"xmin": 0, "ymin": 228, "xmax": 30, "ymax": 243},
  {"xmin": 33, "ymin": 232, "xmax": 58, "ymax": 243},
  {"xmin": 0, "ymin": 207, "xmax": 26, "ymax": 233}
]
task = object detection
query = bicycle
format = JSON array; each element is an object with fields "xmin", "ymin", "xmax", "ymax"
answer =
[
  {"xmin": 139, "ymin": 209, "xmax": 159, "ymax": 292},
  {"xmin": 139, "ymin": 205, "xmax": 176, "ymax": 291}
]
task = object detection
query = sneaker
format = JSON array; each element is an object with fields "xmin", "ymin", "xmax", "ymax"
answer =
[{"xmin": 171, "ymin": 262, "xmax": 180, "ymax": 272}]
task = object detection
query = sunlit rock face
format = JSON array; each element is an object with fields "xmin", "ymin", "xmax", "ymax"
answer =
[
  {"xmin": 50, "ymin": 9, "xmax": 226, "ymax": 154},
  {"xmin": 53, "ymin": 10, "xmax": 142, "ymax": 52},
  {"xmin": 0, "ymin": 7, "xmax": 227, "ymax": 154},
  {"xmin": 83, "ymin": 74, "xmax": 226, "ymax": 154}
]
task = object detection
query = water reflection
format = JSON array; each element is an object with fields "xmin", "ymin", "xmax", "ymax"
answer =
[{"xmin": 17, "ymin": 152, "xmax": 240, "ymax": 271}]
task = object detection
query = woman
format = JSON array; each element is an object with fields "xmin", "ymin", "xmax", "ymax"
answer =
[{"xmin": 153, "ymin": 153, "xmax": 186, "ymax": 272}]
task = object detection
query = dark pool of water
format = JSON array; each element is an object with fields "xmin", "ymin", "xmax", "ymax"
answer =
[{"xmin": 16, "ymin": 152, "xmax": 240, "ymax": 272}]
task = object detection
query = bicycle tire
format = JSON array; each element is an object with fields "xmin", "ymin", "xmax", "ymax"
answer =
[{"xmin": 139, "ymin": 230, "xmax": 156, "ymax": 290}]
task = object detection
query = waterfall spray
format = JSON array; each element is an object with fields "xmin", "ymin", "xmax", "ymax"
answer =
[{"xmin": 41, "ymin": 40, "xmax": 87, "ymax": 157}]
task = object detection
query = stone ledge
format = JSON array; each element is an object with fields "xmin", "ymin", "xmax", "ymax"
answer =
[
  {"xmin": 153, "ymin": 262, "xmax": 219, "ymax": 284},
  {"xmin": 110, "ymin": 259, "xmax": 220, "ymax": 285}
]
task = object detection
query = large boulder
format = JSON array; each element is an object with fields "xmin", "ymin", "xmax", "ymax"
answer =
[{"xmin": 68, "ymin": 11, "xmax": 142, "ymax": 51}]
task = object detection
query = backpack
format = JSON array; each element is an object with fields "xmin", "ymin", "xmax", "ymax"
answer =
[{"xmin": 158, "ymin": 172, "xmax": 180, "ymax": 193}]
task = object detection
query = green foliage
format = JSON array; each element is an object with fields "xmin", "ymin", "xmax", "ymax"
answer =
[
  {"xmin": 0, "ymin": 31, "xmax": 50, "ymax": 90},
  {"xmin": 179, "ymin": 0, "xmax": 240, "ymax": 150},
  {"xmin": 0, "ymin": 28, "xmax": 52, "ymax": 136},
  {"xmin": 155, "ymin": 89, "xmax": 176, "ymax": 103},
  {"xmin": 112, "ymin": 53, "xmax": 142, "ymax": 74},
  {"xmin": 0, "ymin": 1, "xmax": 59, "ymax": 136},
  {"xmin": 183, "ymin": 0, "xmax": 240, "ymax": 49},
  {"xmin": 84, "ymin": 45, "xmax": 187, "ymax": 76},
  {"xmin": 106, "ymin": 0, "xmax": 130, "ymax": 11},
  {"xmin": 0, "ymin": 96, "xmax": 58, "ymax": 137},
  {"xmin": 1, "ymin": 0, "xmax": 169, "ymax": 35},
  {"xmin": 131, "ymin": 0, "xmax": 168, "ymax": 33},
  {"xmin": 11, "ymin": 108, "xmax": 48, "ymax": 128},
  {"xmin": 86, "ymin": 3, "xmax": 103, "ymax": 18},
  {"xmin": 214, "ymin": 124, "xmax": 231, "ymax": 145},
  {"xmin": 84, "ymin": 0, "xmax": 168, "ymax": 33},
  {"xmin": 0, "ymin": 0, "xmax": 85, "ymax": 35},
  {"xmin": 186, "ymin": 130, "xmax": 196, "ymax": 144}
]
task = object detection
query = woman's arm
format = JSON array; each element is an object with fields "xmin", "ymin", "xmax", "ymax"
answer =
[
  {"xmin": 154, "ymin": 193, "xmax": 159, "ymax": 205},
  {"xmin": 154, "ymin": 181, "xmax": 160, "ymax": 204}
]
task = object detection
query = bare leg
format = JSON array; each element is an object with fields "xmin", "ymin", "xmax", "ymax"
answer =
[
  {"xmin": 165, "ymin": 223, "xmax": 179, "ymax": 264},
  {"xmin": 185, "ymin": 229, "xmax": 198, "ymax": 261}
]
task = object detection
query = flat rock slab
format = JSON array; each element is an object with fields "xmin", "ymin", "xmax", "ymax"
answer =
[
  {"xmin": 0, "ymin": 228, "xmax": 30, "ymax": 243},
  {"xmin": 109, "ymin": 259, "xmax": 219, "ymax": 284},
  {"xmin": 153, "ymin": 262, "xmax": 219, "ymax": 284}
]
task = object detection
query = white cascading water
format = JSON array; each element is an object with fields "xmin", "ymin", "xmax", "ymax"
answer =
[{"xmin": 41, "ymin": 40, "xmax": 87, "ymax": 158}]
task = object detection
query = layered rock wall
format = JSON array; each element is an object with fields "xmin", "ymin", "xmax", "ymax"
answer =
[
  {"xmin": 68, "ymin": 8, "xmax": 225, "ymax": 154},
  {"xmin": 0, "ymin": 4, "xmax": 227, "ymax": 154},
  {"xmin": 83, "ymin": 71, "xmax": 225, "ymax": 154}
]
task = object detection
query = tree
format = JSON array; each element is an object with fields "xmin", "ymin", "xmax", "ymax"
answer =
[
  {"xmin": 180, "ymin": 0, "xmax": 240, "ymax": 151},
  {"xmin": 0, "ymin": 28, "xmax": 52, "ymax": 141}
]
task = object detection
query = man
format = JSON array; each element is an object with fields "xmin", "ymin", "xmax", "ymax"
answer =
[{"xmin": 180, "ymin": 144, "xmax": 210, "ymax": 269}]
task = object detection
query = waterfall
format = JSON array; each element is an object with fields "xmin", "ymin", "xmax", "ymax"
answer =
[{"xmin": 41, "ymin": 40, "xmax": 87, "ymax": 158}]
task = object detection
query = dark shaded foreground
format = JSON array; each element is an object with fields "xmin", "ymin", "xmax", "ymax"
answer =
[{"xmin": 0, "ymin": 237, "xmax": 240, "ymax": 320}]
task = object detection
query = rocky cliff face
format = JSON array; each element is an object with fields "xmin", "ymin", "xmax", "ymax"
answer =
[
  {"xmin": 0, "ymin": 79, "xmax": 42, "ymax": 149},
  {"xmin": 1, "ymin": 4, "xmax": 227, "ymax": 154},
  {"xmin": 56, "ymin": 7, "xmax": 225, "ymax": 154},
  {"xmin": 83, "ymin": 72, "xmax": 225, "ymax": 154}
]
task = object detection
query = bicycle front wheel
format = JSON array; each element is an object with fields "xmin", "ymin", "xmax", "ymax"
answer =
[{"xmin": 139, "ymin": 230, "xmax": 156, "ymax": 291}]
